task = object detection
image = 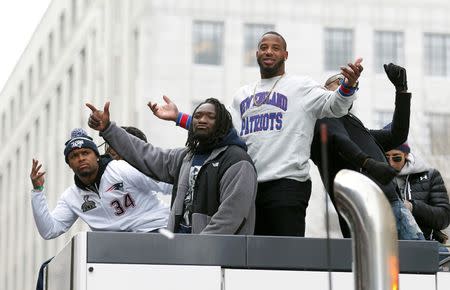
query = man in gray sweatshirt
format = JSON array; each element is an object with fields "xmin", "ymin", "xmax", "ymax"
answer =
[{"xmin": 86, "ymin": 98, "xmax": 257, "ymax": 234}]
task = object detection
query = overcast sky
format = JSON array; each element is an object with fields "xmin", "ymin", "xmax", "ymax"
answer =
[{"xmin": 0, "ymin": 0, "xmax": 51, "ymax": 92}]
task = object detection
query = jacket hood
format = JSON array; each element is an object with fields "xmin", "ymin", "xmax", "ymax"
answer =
[
  {"xmin": 74, "ymin": 154, "xmax": 113, "ymax": 192},
  {"xmin": 399, "ymin": 152, "xmax": 430, "ymax": 176},
  {"xmin": 216, "ymin": 128, "xmax": 248, "ymax": 151}
]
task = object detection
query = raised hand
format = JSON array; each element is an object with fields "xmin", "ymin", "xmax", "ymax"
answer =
[
  {"xmin": 147, "ymin": 95, "xmax": 179, "ymax": 122},
  {"xmin": 384, "ymin": 63, "xmax": 407, "ymax": 92},
  {"xmin": 86, "ymin": 102, "xmax": 111, "ymax": 132},
  {"xmin": 340, "ymin": 57, "xmax": 364, "ymax": 87},
  {"xmin": 30, "ymin": 159, "xmax": 46, "ymax": 190}
]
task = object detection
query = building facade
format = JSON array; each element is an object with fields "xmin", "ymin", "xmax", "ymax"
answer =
[{"xmin": 1, "ymin": 0, "xmax": 450, "ymax": 289}]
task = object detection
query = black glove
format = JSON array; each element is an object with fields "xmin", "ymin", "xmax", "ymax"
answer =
[
  {"xmin": 362, "ymin": 158, "xmax": 398, "ymax": 185},
  {"xmin": 384, "ymin": 63, "xmax": 407, "ymax": 92}
]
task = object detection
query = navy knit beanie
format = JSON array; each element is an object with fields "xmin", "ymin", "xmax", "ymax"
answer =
[
  {"xmin": 396, "ymin": 143, "xmax": 411, "ymax": 153},
  {"xmin": 64, "ymin": 128, "xmax": 100, "ymax": 163}
]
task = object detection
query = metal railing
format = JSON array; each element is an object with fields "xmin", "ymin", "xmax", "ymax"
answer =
[{"xmin": 334, "ymin": 169, "xmax": 399, "ymax": 290}]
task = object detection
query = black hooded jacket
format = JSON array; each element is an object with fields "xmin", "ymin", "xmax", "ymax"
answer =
[{"xmin": 396, "ymin": 153, "xmax": 450, "ymax": 240}]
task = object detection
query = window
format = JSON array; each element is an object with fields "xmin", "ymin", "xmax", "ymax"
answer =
[
  {"xmin": 324, "ymin": 28, "xmax": 353, "ymax": 71},
  {"xmin": 35, "ymin": 118, "xmax": 40, "ymax": 154},
  {"xmin": 18, "ymin": 83, "xmax": 24, "ymax": 111},
  {"xmin": 72, "ymin": 0, "xmax": 77, "ymax": 25},
  {"xmin": 80, "ymin": 48, "xmax": 86, "ymax": 86},
  {"xmin": 133, "ymin": 29, "xmax": 139, "ymax": 74},
  {"xmin": 28, "ymin": 67, "xmax": 33, "ymax": 98},
  {"xmin": 68, "ymin": 67, "xmax": 74, "ymax": 105},
  {"xmin": 374, "ymin": 31, "xmax": 404, "ymax": 73},
  {"xmin": 10, "ymin": 99, "xmax": 15, "ymax": 127},
  {"xmin": 48, "ymin": 32, "xmax": 54, "ymax": 65},
  {"xmin": 373, "ymin": 110, "xmax": 394, "ymax": 129},
  {"xmin": 424, "ymin": 33, "xmax": 450, "ymax": 76},
  {"xmin": 113, "ymin": 56, "xmax": 121, "ymax": 95},
  {"xmin": 25, "ymin": 133, "xmax": 30, "ymax": 164},
  {"xmin": 45, "ymin": 102, "xmax": 50, "ymax": 129},
  {"xmin": 38, "ymin": 49, "xmax": 44, "ymax": 80},
  {"xmin": 1, "ymin": 112, "xmax": 5, "ymax": 140},
  {"xmin": 191, "ymin": 100, "xmax": 203, "ymax": 112},
  {"xmin": 193, "ymin": 21, "xmax": 224, "ymax": 65},
  {"xmin": 244, "ymin": 23, "xmax": 275, "ymax": 66},
  {"xmin": 56, "ymin": 85, "xmax": 62, "ymax": 133},
  {"xmin": 427, "ymin": 113, "xmax": 450, "ymax": 155},
  {"xmin": 60, "ymin": 12, "xmax": 66, "ymax": 48}
]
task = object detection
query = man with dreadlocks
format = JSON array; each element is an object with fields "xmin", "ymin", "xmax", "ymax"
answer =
[{"xmin": 86, "ymin": 98, "xmax": 257, "ymax": 234}]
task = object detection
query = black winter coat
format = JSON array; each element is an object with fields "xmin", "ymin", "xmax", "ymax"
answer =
[{"xmin": 405, "ymin": 169, "xmax": 450, "ymax": 239}]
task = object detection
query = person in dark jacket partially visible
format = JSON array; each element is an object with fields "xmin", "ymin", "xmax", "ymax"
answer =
[
  {"xmin": 311, "ymin": 63, "xmax": 424, "ymax": 240},
  {"xmin": 86, "ymin": 98, "xmax": 257, "ymax": 235},
  {"xmin": 386, "ymin": 144, "xmax": 450, "ymax": 243}
]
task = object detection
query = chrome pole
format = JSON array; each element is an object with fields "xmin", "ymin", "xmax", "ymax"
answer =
[{"xmin": 334, "ymin": 169, "xmax": 399, "ymax": 290}]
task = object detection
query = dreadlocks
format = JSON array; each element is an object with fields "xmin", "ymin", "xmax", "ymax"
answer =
[{"xmin": 186, "ymin": 98, "xmax": 233, "ymax": 154}]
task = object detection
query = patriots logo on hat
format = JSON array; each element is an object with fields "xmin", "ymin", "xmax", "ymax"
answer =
[{"xmin": 70, "ymin": 140, "xmax": 85, "ymax": 148}]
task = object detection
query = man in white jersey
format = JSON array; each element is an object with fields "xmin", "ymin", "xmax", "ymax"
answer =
[
  {"xmin": 30, "ymin": 128, "xmax": 170, "ymax": 240},
  {"xmin": 148, "ymin": 31, "xmax": 363, "ymax": 236},
  {"xmin": 31, "ymin": 128, "xmax": 171, "ymax": 290}
]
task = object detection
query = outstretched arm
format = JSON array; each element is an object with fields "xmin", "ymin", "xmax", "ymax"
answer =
[
  {"xmin": 87, "ymin": 102, "xmax": 186, "ymax": 183},
  {"xmin": 30, "ymin": 159, "xmax": 77, "ymax": 239},
  {"xmin": 148, "ymin": 95, "xmax": 179, "ymax": 122},
  {"xmin": 371, "ymin": 63, "xmax": 411, "ymax": 149},
  {"xmin": 304, "ymin": 58, "xmax": 364, "ymax": 119},
  {"xmin": 148, "ymin": 96, "xmax": 192, "ymax": 129}
]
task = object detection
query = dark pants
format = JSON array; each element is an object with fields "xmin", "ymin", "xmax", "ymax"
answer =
[
  {"xmin": 255, "ymin": 179, "xmax": 311, "ymax": 236},
  {"xmin": 36, "ymin": 258, "xmax": 53, "ymax": 290}
]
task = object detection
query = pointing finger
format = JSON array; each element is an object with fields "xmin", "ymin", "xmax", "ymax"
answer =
[{"xmin": 86, "ymin": 103, "xmax": 98, "ymax": 113}]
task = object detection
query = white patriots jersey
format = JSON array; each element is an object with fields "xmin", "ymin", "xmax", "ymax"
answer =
[{"xmin": 31, "ymin": 160, "xmax": 171, "ymax": 239}]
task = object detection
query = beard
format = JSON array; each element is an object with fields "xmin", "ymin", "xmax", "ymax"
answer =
[
  {"xmin": 75, "ymin": 166, "xmax": 97, "ymax": 178},
  {"xmin": 193, "ymin": 130, "xmax": 212, "ymax": 143},
  {"xmin": 188, "ymin": 129, "xmax": 217, "ymax": 153},
  {"xmin": 257, "ymin": 57, "xmax": 285, "ymax": 78}
]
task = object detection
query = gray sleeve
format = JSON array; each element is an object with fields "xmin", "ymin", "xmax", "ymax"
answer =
[
  {"xmin": 300, "ymin": 77, "xmax": 356, "ymax": 119},
  {"xmin": 101, "ymin": 122, "xmax": 186, "ymax": 184},
  {"xmin": 201, "ymin": 160, "xmax": 257, "ymax": 234}
]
